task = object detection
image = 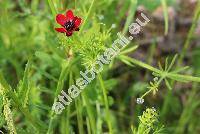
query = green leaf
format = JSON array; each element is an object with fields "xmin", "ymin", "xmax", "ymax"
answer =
[
  {"xmin": 118, "ymin": 56, "xmax": 135, "ymax": 67},
  {"xmin": 0, "ymin": 95, "xmax": 5, "ymax": 127},
  {"xmin": 18, "ymin": 61, "xmax": 31, "ymax": 107},
  {"xmin": 164, "ymin": 79, "xmax": 172, "ymax": 90},
  {"xmin": 164, "ymin": 57, "xmax": 169, "ymax": 71},
  {"xmin": 167, "ymin": 54, "xmax": 178, "ymax": 72},
  {"xmin": 171, "ymin": 66, "xmax": 190, "ymax": 74},
  {"xmin": 158, "ymin": 61, "xmax": 164, "ymax": 71},
  {"xmin": 120, "ymin": 45, "xmax": 138, "ymax": 55}
]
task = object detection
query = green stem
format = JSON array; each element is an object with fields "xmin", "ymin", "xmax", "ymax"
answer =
[
  {"xmin": 68, "ymin": 68, "xmax": 84, "ymax": 134},
  {"xmin": 161, "ymin": 0, "xmax": 168, "ymax": 35},
  {"xmin": 122, "ymin": 56, "xmax": 200, "ymax": 83},
  {"xmin": 141, "ymin": 89, "xmax": 152, "ymax": 99},
  {"xmin": 97, "ymin": 74, "xmax": 113, "ymax": 134},
  {"xmin": 141, "ymin": 76, "xmax": 165, "ymax": 98},
  {"xmin": 75, "ymin": 98, "xmax": 84, "ymax": 134},
  {"xmin": 168, "ymin": 73, "xmax": 200, "ymax": 82},
  {"xmin": 47, "ymin": 0, "xmax": 58, "ymax": 16},
  {"xmin": 96, "ymin": 102, "xmax": 103, "ymax": 134},
  {"xmin": 47, "ymin": 61, "xmax": 69, "ymax": 134},
  {"xmin": 79, "ymin": 0, "xmax": 96, "ymax": 32},
  {"xmin": 75, "ymin": 0, "xmax": 77, "ymax": 9},
  {"xmin": 122, "ymin": 0, "xmax": 138, "ymax": 35},
  {"xmin": 82, "ymin": 92, "xmax": 96, "ymax": 134},
  {"xmin": 66, "ymin": 106, "xmax": 70, "ymax": 134},
  {"xmin": 120, "ymin": 55, "xmax": 161, "ymax": 74},
  {"xmin": 86, "ymin": 117, "xmax": 92, "ymax": 134},
  {"xmin": 178, "ymin": 1, "xmax": 200, "ymax": 66}
]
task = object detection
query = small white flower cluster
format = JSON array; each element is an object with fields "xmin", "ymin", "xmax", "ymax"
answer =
[
  {"xmin": 111, "ymin": 24, "xmax": 116, "ymax": 29},
  {"xmin": 136, "ymin": 98, "xmax": 144, "ymax": 104},
  {"xmin": 98, "ymin": 14, "xmax": 104, "ymax": 20},
  {"xmin": 152, "ymin": 107, "xmax": 156, "ymax": 112}
]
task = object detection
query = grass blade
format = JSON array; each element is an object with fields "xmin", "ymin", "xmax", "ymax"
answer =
[
  {"xmin": 161, "ymin": 0, "xmax": 169, "ymax": 35},
  {"xmin": 122, "ymin": 0, "xmax": 138, "ymax": 35}
]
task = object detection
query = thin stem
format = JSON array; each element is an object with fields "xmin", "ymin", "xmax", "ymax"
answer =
[
  {"xmin": 97, "ymin": 74, "xmax": 113, "ymax": 134},
  {"xmin": 168, "ymin": 73, "xmax": 200, "ymax": 82},
  {"xmin": 79, "ymin": 0, "xmax": 96, "ymax": 32},
  {"xmin": 178, "ymin": 1, "xmax": 200, "ymax": 66},
  {"xmin": 47, "ymin": 61, "xmax": 69, "ymax": 134},
  {"xmin": 96, "ymin": 102, "xmax": 103, "ymax": 134},
  {"xmin": 82, "ymin": 92, "xmax": 96, "ymax": 134},
  {"xmin": 47, "ymin": 0, "xmax": 58, "ymax": 16},
  {"xmin": 141, "ymin": 89, "xmax": 152, "ymax": 99},
  {"xmin": 141, "ymin": 76, "xmax": 165, "ymax": 98},
  {"xmin": 75, "ymin": 97, "xmax": 84, "ymax": 134},
  {"xmin": 120, "ymin": 55, "xmax": 161, "ymax": 74},
  {"xmin": 122, "ymin": 0, "xmax": 138, "ymax": 35},
  {"xmin": 123, "ymin": 56, "xmax": 200, "ymax": 83},
  {"xmin": 66, "ymin": 106, "xmax": 70, "ymax": 134},
  {"xmin": 86, "ymin": 117, "xmax": 92, "ymax": 134},
  {"xmin": 75, "ymin": 0, "xmax": 77, "ymax": 9},
  {"xmin": 68, "ymin": 68, "xmax": 84, "ymax": 134},
  {"xmin": 161, "ymin": 0, "xmax": 168, "ymax": 35}
]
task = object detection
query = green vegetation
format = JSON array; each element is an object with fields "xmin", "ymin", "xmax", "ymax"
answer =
[{"xmin": 0, "ymin": 0, "xmax": 200, "ymax": 133}]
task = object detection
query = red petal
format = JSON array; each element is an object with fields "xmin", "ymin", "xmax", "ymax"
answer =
[
  {"xmin": 74, "ymin": 17, "xmax": 82, "ymax": 27},
  {"xmin": 66, "ymin": 31, "xmax": 73, "ymax": 36},
  {"xmin": 55, "ymin": 28, "xmax": 67, "ymax": 33},
  {"xmin": 66, "ymin": 10, "xmax": 74, "ymax": 21},
  {"xmin": 56, "ymin": 14, "xmax": 67, "ymax": 26}
]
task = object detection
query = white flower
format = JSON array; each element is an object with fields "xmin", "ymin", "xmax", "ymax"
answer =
[
  {"xmin": 98, "ymin": 15, "xmax": 104, "ymax": 20},
  {"xmin": 111, "ymin": 24, "xmax": 116, "ymax": 29},
  {"xmin": 152, "ymin": 107, "xmax": 156, "ymax": 112},
  {"xmin": 136, "ymin": 98, "xmax": 144, "ymax": 104},
  {"xmin": 153, "ymin": 77, "xmax": 158, "ymax": 82},
  {"xmin": 99, "ymin": 23, "xmax": 106, "ymax": 26}
]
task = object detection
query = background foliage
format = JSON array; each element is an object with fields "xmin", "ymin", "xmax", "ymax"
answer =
[{"xmin": 0, "ymin": 0, "xmax": 200, "ymax": 133}]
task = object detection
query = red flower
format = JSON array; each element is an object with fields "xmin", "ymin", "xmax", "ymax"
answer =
[{"xmin": 55, "ymin": 10, "xmax": 82, "ymax": 36}]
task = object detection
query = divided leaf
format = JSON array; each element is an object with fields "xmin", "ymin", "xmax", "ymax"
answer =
[{"xmin": 18, "ymin": 61, "xmax": 31, "ymax": 107}]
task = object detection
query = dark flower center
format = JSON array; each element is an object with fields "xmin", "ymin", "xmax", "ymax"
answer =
[{"xmin": 64, "ymin": 20, "xmax": 75, "ymax": 31}]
